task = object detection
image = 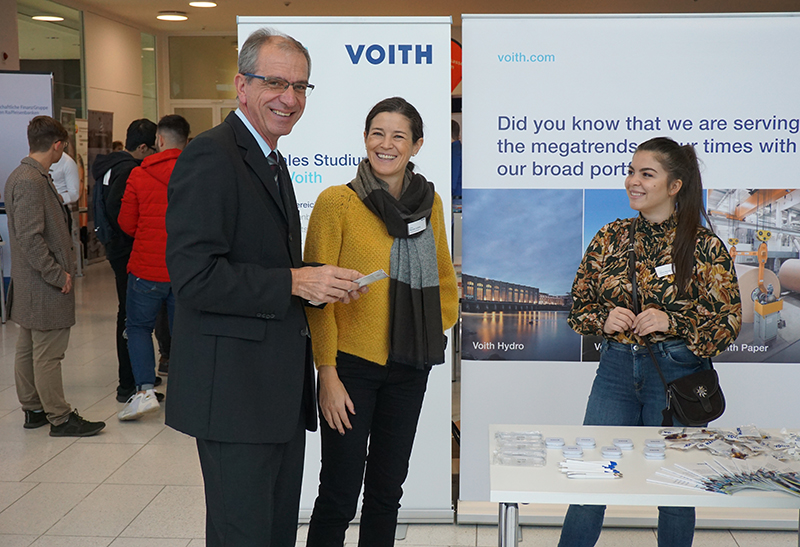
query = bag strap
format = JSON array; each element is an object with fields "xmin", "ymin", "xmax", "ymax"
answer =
[{"xmin": 628, "ymin": 219, "xmax": 675, "ymax": 425}]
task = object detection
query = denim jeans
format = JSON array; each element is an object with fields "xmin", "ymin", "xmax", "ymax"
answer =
[
  {"xmin": 125, "ymin": 276, "xmax": 174, "ymax": 390},
  {"xmin": 306, "ymin": 353, "xmax": 430, "ymax": 547},
  {"xmin": 558, "ymin": 339, "xmax": 710, "ymax": 547}
]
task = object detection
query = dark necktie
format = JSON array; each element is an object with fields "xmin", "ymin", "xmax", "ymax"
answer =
[
  {"xmin": 268, "ymin": 150, "xmax": 295, "ymax": 218},
  {"xmin": 267, "ymin": 150, "xmax": 282, "ymax": 196}
]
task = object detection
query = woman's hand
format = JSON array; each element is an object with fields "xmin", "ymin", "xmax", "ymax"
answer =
[
  {"xmin": 632, "ymin": 308, "xmax": 670, "ymax": 336},
  {"xmin": 318, "ymin": 365, "xmax": 355, "ymax": 435},
  {"xmin": 603, "ymin": 307, "xmax": 636, "ymax": 334}
]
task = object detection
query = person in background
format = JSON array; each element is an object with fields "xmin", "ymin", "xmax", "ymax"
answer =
[
  {"xmin": 91, "ymin": 119, "xmax": 162, "ymax": 404},
  {"xmin": 117, "ymin": 114, "xmax": 190, "ymax": 420},
  {"xmin": 451, "ymin": 119, "xmax": 462, "ymax": 202},
  {"xmin": 112, "ymin": 140, "xmax": 124, "ymax": 152},
  {"xmin": 5, "ymin": 115, "xmax": 105, "ymax": 437},
  {"xmin": 165, "ymin": 28, "xmax": 365, "ymax": 546},
  {"xmin": 560, "ymin": 137, "xmax": 741, "ymax": 547},
  {"xmin": 50, "ymin": 150, "xmax": 80, "ymax": 206},
  {"xmin": 304, "ymin": 97, "xmax": 459, "ymax": 547}
]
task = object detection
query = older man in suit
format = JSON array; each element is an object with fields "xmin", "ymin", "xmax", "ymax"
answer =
[
  {"xmin": 165, "ymin": 28, "xmax": 366, "ymax": 546},
  {"xmin": 5, "ymin": 116, "xmax": 105, "ymax": 437}
]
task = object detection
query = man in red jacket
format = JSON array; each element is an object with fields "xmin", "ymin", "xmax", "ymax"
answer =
[{"xmin": 117, "ymin": 115, "xmax": 190, "ymax": 420}]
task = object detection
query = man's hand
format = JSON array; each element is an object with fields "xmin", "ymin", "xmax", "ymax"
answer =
[
  {"xmin": 291, "ymin": 265, "xmax": 367, "ymax": 304},
  {"xmin": 61, "ymin": 273, "xmax": 72, "ymax": 294}
]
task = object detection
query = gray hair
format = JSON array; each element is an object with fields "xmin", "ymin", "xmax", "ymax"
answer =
[{"xmin": 238, "ymin": 28, "xmax": 311, "ymax": 80}]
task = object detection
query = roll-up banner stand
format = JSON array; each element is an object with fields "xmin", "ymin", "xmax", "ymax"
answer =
[
  {"xmin": 0, "ymin": 71, "xmax": 54, "ymax": 281},
  {"xmin": 237, "ymin": 16, "xmax": 453, "ymax": 522},
  {"xmin": 460, "ymin": 13, "xmax": 800, "ymax": 527}
]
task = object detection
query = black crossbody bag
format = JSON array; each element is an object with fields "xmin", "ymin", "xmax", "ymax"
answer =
[{"xmin": 628, "ymin": 220, "xmax": 725, "ymax": 427}]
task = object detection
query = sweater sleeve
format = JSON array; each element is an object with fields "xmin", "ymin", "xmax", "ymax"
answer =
[
  {"xmin": 567, "ymin": 226, "xmax": 612, "ymax": 336},
  {"xmin": 304, "ymin": 188, "xmax": 345, "ymax": 368},
  {"xmin": 665, "ymin": 233, "xmax": 742, "ymax": 357},
  {"xmin": 432, "ymin": 194, "xmax": 459, "ymax": 330}
]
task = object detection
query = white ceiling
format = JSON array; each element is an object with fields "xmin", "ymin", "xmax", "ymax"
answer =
[{"xmin": 35, "ymin": 0, "xmax": 800, "ymax": 35}]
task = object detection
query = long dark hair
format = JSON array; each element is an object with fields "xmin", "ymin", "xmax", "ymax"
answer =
[{"xmin": 636, "ymin": 137, "xmax": 710, "ymax": 293}]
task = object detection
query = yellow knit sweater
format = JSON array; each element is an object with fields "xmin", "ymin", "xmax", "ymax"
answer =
[{"xmin": 304, "ymin": 184, "xmax": 459, "ymax": 368}]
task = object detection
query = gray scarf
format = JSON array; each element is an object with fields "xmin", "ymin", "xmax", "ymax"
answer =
[{"xmin": 349, "ymin": 159, "xmax": 445, "ymax": 369}]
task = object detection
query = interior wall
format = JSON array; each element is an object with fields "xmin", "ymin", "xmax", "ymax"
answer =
[
  {"xmin": 0, "ymin": 0, "xmax": 21, "ymax": 71},
  {"xmin": 83, "ymin": 10, "xmax": 144, "ymax": 142}
]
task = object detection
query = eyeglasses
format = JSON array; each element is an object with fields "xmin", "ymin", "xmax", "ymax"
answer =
[{"xmin": 242, "ymin": 73, "xmax": 315, "ymax": 98}]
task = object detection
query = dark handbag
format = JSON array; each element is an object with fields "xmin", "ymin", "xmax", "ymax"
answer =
[{"xmin": 628, "ymin": 220, "xmax": 725, "ymax": 427}]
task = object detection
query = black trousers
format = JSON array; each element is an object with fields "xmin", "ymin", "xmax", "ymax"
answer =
[
  {"xmin": 154, "ymin": 301, "xmax": 171, "ymax": 359},
  {"xmin": 306, "ymin": 354, "xmax": 430, "ymax": 547},
  {"xmin": 196, "ymin": 416, "xmax": 306, "ymax": 547},
  {"xmin": 108, "ymin": 254, "xmax": 134, "ymax": 395}
]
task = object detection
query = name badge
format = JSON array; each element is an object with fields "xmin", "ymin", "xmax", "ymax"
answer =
[
  {"xmin": 655, "ymin": 264, "xmax": 675, "ymax": 278},
  {"xmin": 408, "ymin": 217, "xmax": 426, "ymax": 236}
]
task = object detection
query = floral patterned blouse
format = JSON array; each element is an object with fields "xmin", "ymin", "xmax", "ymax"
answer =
[{"xmin": 568, "ymin": 214, "xmax": 742, "ymax": 358}]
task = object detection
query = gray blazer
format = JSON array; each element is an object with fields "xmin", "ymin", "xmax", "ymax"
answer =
[{"xmin": 4, "ymin": 157, "xmax": 75, "ymax": 331}]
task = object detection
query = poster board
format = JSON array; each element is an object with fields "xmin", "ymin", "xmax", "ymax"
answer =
[
  {"xmin": 459, "ymin": 14, "xmax": 800, "ymax": 517},
  {"xmin": 237, "ymin": 16, "xmax": 454, "ymax": 521},
  {"xmin": 0, "ymin": 71, "xmax": 53, "ymax": 277}
]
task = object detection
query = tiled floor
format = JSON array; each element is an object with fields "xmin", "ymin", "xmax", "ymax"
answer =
[{"xmin": 0, "ymin": 263, "xmax": 797, "ymax": 546}]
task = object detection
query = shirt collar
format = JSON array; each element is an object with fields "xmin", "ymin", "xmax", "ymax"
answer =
[
  {"xmin": 235, "ymin": 108, "xmax": 275, "ymax": 158},
  {"xmin": 638, "ymin": 212, "xmax": 677, "ymax": 237}
]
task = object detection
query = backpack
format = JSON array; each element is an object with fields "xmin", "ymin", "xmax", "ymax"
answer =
[{"xmin": 93, "ymin": 169, "xmax": 114, "ymax": 245}]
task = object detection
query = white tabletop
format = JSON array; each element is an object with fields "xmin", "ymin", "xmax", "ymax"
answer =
[{"xmin": 490, "ymin": 424, "xmax": 800, "ymax": 510}]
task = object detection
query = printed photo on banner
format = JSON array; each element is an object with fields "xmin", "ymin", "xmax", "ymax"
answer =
[
  {"xmin": 461, "ymin": 188, "xmax": 582, "ymax": 362},
  {"xmin": 710, "ymin": 188, "xmax": 800, "ymax": 363}
]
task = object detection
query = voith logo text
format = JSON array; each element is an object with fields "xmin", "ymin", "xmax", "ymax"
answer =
[{"xmin": 345, "ymin": 44, "xmax": 433, "ymax": 65}]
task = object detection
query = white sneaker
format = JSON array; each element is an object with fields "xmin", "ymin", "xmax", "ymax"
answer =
[{"xmin": 118, "ymin": 389, "xmax": 161, "ymax": 421}]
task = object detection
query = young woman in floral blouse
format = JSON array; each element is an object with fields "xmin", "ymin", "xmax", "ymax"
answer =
[{"xmin": 559, "ymin": 137, "xmax": 741, "ymax": 547}]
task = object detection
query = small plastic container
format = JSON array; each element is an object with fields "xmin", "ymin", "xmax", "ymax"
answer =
[
  {"xmin": 613, "ymin": 438, "xmax": 634, "ymax": 450},
  {"xmin": 562, "ymin": 445, "xmax": 584, "ymax": 458},
  {"xmin": 601, "ymin": 445, "xmax": 623, "ymax": 459},
  {"xmin": 643, "ymin": 446, "xmax": 666, "ymax": 460},
  {"xmin": 576, "ymin": 437, "xmax": 596, "ymax": 449},
  {"xmin": 645, "ymin": 439, "xmax": 666, "ymax": 449},
  {"xmin": 546, "ymin": 437, "xmax": 565, "ymax": 449}
]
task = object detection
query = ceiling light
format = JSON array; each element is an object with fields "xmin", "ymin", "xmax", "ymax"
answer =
[
  {"xmin": 189, "ymin": 1, "xmax": 217, "ymax": 7},
  {"xmin": 157, "ymin": 11, "xmax": 188, "ymax": 21},
  {"xmin": 32, "ymin": 15, "xmax": 64, "ymax": 22}
]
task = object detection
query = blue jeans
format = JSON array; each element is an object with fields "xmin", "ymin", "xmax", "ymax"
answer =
[
  {"xmin": 558, "ymin": 339, "xmax": 710, "ymax": 547},
  {"xmin": 306, "ymin": 353, "xmax": 430, "ymax": 547},
  {"xmin": 126, "ymin": 276, "xmax": 174, "ymax": 390}
]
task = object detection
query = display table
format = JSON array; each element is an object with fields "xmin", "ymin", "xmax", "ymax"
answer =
[{"xmin": 489, "ymin": 424, "xmax": 800, "ymax": 547}]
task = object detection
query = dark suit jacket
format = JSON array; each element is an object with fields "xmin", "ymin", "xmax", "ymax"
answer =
[{"xmin": 165, "ymin": 112, "xmax": 316, "ymax": 444}]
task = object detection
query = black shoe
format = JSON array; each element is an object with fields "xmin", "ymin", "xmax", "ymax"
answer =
[
  {"xmin": 155, "ymin": 391, "xmax": 165, "ymax": 403},
  {"xmin": 157, "ymin": 358, "xmax": 169, "ymax": 377},
  {"xmin": 23, "ymin": 409, "xmax": 49, "ymax": 429},
  {"xmin": 154, "ymin": 376, "xmax": 163, "ymax": 387},
  {"xmin": 50, "ymin": 410, "xmax": 105, "ymax": 437},
  {"xmin": 117, "ymin": 387, "xmax": 135, "ymax": 403}
]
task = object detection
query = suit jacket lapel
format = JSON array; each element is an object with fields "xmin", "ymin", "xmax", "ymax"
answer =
[
  {"xmin": 277, "ymin": 154, "xmax": 303, "ymax": 267},
  {"xmin": 227, "ymin": 113, "xmax": 288, "ymax": 222}
]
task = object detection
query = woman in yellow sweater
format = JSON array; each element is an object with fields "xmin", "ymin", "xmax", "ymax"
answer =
[{"xmin": 304, "ymin": 97, "xmax": 459, "ymax": 547}]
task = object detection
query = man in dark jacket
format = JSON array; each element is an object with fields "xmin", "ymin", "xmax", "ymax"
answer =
[
  {"xmin": 91, "ymin": 119, "xmax": 157, "ymax": 402},
  {"xmin": 117, "ymin": 115, "xmax": 189, "ymax": 420}
]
